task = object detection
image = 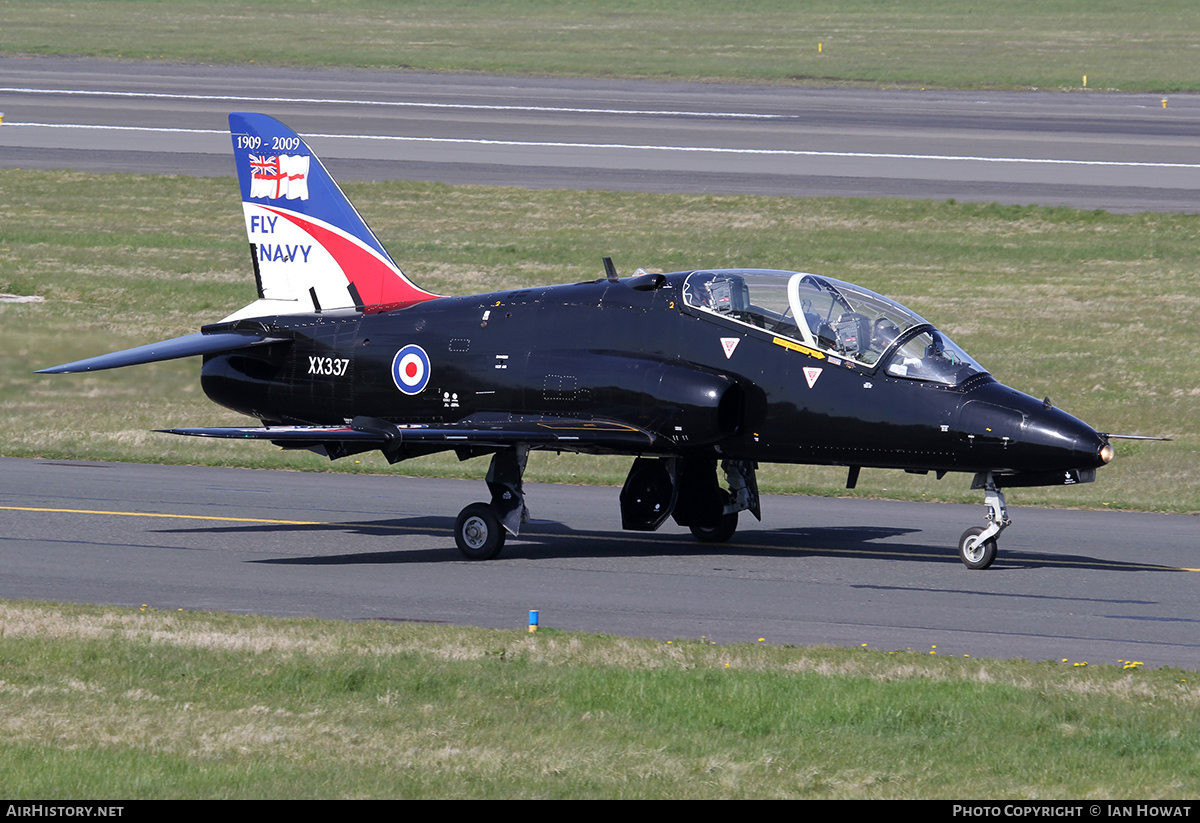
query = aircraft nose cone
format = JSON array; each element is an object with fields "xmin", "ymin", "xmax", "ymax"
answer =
[
  {"xmin": 1022, "ymin": 404, "xmax": 1109, "ymax": 469},
  {"xmin": 958, "ymin": 384, "xmax": 1108, "ymax": 471}
]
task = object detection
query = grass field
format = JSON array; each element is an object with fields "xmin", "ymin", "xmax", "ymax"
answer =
[
  {"xmin": 5, "ymin": 0, "xmax": 1200, "ymax": 91},
  {"xmin": 2, "ymin": 170, "xmax": 1196, "ymax": 512},
  {"xmin": 1, "ymin": 600, "xmax": 1196, "ymax": 799}
]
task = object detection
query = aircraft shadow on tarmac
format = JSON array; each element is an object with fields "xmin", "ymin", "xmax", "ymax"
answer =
[{"xmin": 152, "ymin": 517, "xmax": 1183, "ymax": 573}]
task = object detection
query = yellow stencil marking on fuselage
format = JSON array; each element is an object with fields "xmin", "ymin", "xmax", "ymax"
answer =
[{"xmin": 771, "ymin": 337, "xmax": 824, "ymax": 359}]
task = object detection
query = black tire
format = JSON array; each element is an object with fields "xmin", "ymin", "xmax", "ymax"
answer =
[
  {"xmin": 455, "ymin": 502, "xmax": 506, "ymax": 560},
  {"xmin": 958, "ymin": 526, "xmax": 998, "ymax": 570},
  {"xmin": 690, "ymin": 510, "xmax": 738, "ymax": 543}
]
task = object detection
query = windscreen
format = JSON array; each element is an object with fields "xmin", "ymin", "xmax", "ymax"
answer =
[{"xmin": 682, "ymin": 269, "xmax": 987, "ymax": 385}]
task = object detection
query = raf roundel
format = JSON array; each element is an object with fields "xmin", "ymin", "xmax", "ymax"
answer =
[{"xmin": 392, "ymin": 344, "xmax": 431, "ymax": 395}]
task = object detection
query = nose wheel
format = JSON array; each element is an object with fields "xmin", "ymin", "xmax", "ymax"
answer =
[
  {"xmin": 960, "ymin": 473, "xmax": 1010, "ymax": 570},
  {"xmin": 958, "ymin": 526, "xmax": 998, "ymax": 569}
]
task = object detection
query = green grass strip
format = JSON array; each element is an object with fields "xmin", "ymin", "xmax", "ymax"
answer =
[
  {"xmin": 0, "ymin": 600, "xmax": 1196, "ymax": 799},
  {"xmin": 4, "ymin": 0, "xmax": 1200, "ymax": 91}
]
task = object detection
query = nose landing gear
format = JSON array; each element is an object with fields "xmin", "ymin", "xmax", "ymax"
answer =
[{"xmin": 959, "ymin": 473, "xmax": 1010, "ymax": 569}]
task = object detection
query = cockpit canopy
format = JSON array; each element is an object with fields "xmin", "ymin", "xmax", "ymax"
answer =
[{"xmin": 682, "ymin": 269, "xmax": 986, "ymax": 386}]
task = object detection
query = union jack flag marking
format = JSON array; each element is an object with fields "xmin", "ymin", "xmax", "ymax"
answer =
[{"xmin": 248, "ymin": 154, "xmax": 310, "ymax": 201}]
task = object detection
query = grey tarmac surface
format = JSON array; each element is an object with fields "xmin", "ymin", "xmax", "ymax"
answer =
[
  {"xmin": 2, "ymin": 56, "xmax": 1200, "ymax": 211},
  {"xmin": 3, "ymin": 458, "xmax": 1199, "ymax": 668}
]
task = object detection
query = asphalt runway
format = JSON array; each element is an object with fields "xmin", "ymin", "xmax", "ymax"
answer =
[
  {"xmin": 3, "ymin": 458, "xmax": 1199, "ymax": 668},
  {"xmin": 3, "ymin": 55, "xmax": 1200, "ymax": 211},
  {"xmin": 4, "ymin": 57, "xmax": 1199, "ymax": 666}
]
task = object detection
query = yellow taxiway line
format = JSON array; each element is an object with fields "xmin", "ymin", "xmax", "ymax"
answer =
[{"xmin": 2, "ymin": 505, "xmax": 1197, "ymax": 572}]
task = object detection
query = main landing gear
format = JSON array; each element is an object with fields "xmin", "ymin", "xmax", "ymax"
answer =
[
  {"xmin": 959, "ymin": 472, "xmax": 1010, "ymax": 570},
  {"xmin": 451, "ymin": 451, "xmax": 761, "ymax": 560},
  {"xmin": 453, "ymin": 446, "xmax": 528, "ymax": 561}
]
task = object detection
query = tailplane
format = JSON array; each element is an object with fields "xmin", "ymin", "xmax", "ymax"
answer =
[{"xmin": 226, "ymin": 112, "xmax": 439, "ymax": 320}]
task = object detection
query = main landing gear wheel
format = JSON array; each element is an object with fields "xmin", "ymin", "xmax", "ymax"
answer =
[
  {"xmin": 689, "ymin": 489, "xmax": 739, "ymax": 543},
  {"xmin": 689, "ymin": 510, "xmax": 738, "ymax": 543},
  {"xmin": 455, "ymin": 502, "xmax": 506, "ymax": 560},
  {"xmin": 958, "ymin": 526, "xmax": 998, "ymax": 570}
]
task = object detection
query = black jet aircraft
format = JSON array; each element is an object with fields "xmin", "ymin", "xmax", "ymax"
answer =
[{"xmin": 41, "ymin": 113, "xmax": 1130, "ymax": 569}]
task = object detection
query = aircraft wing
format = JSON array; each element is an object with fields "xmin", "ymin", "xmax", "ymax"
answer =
[
  {"xmin": 36, "ymin": 329, "xmax": 288, "ymax": 374},
  {"xmin": 161, "ymin": 414, "xmax": 663, "ymax": 456}
]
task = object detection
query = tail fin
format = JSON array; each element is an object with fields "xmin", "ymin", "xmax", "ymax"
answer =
[{"xmin": 226, "ymin": 112, "xmax": 439, "ymax": 319}]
